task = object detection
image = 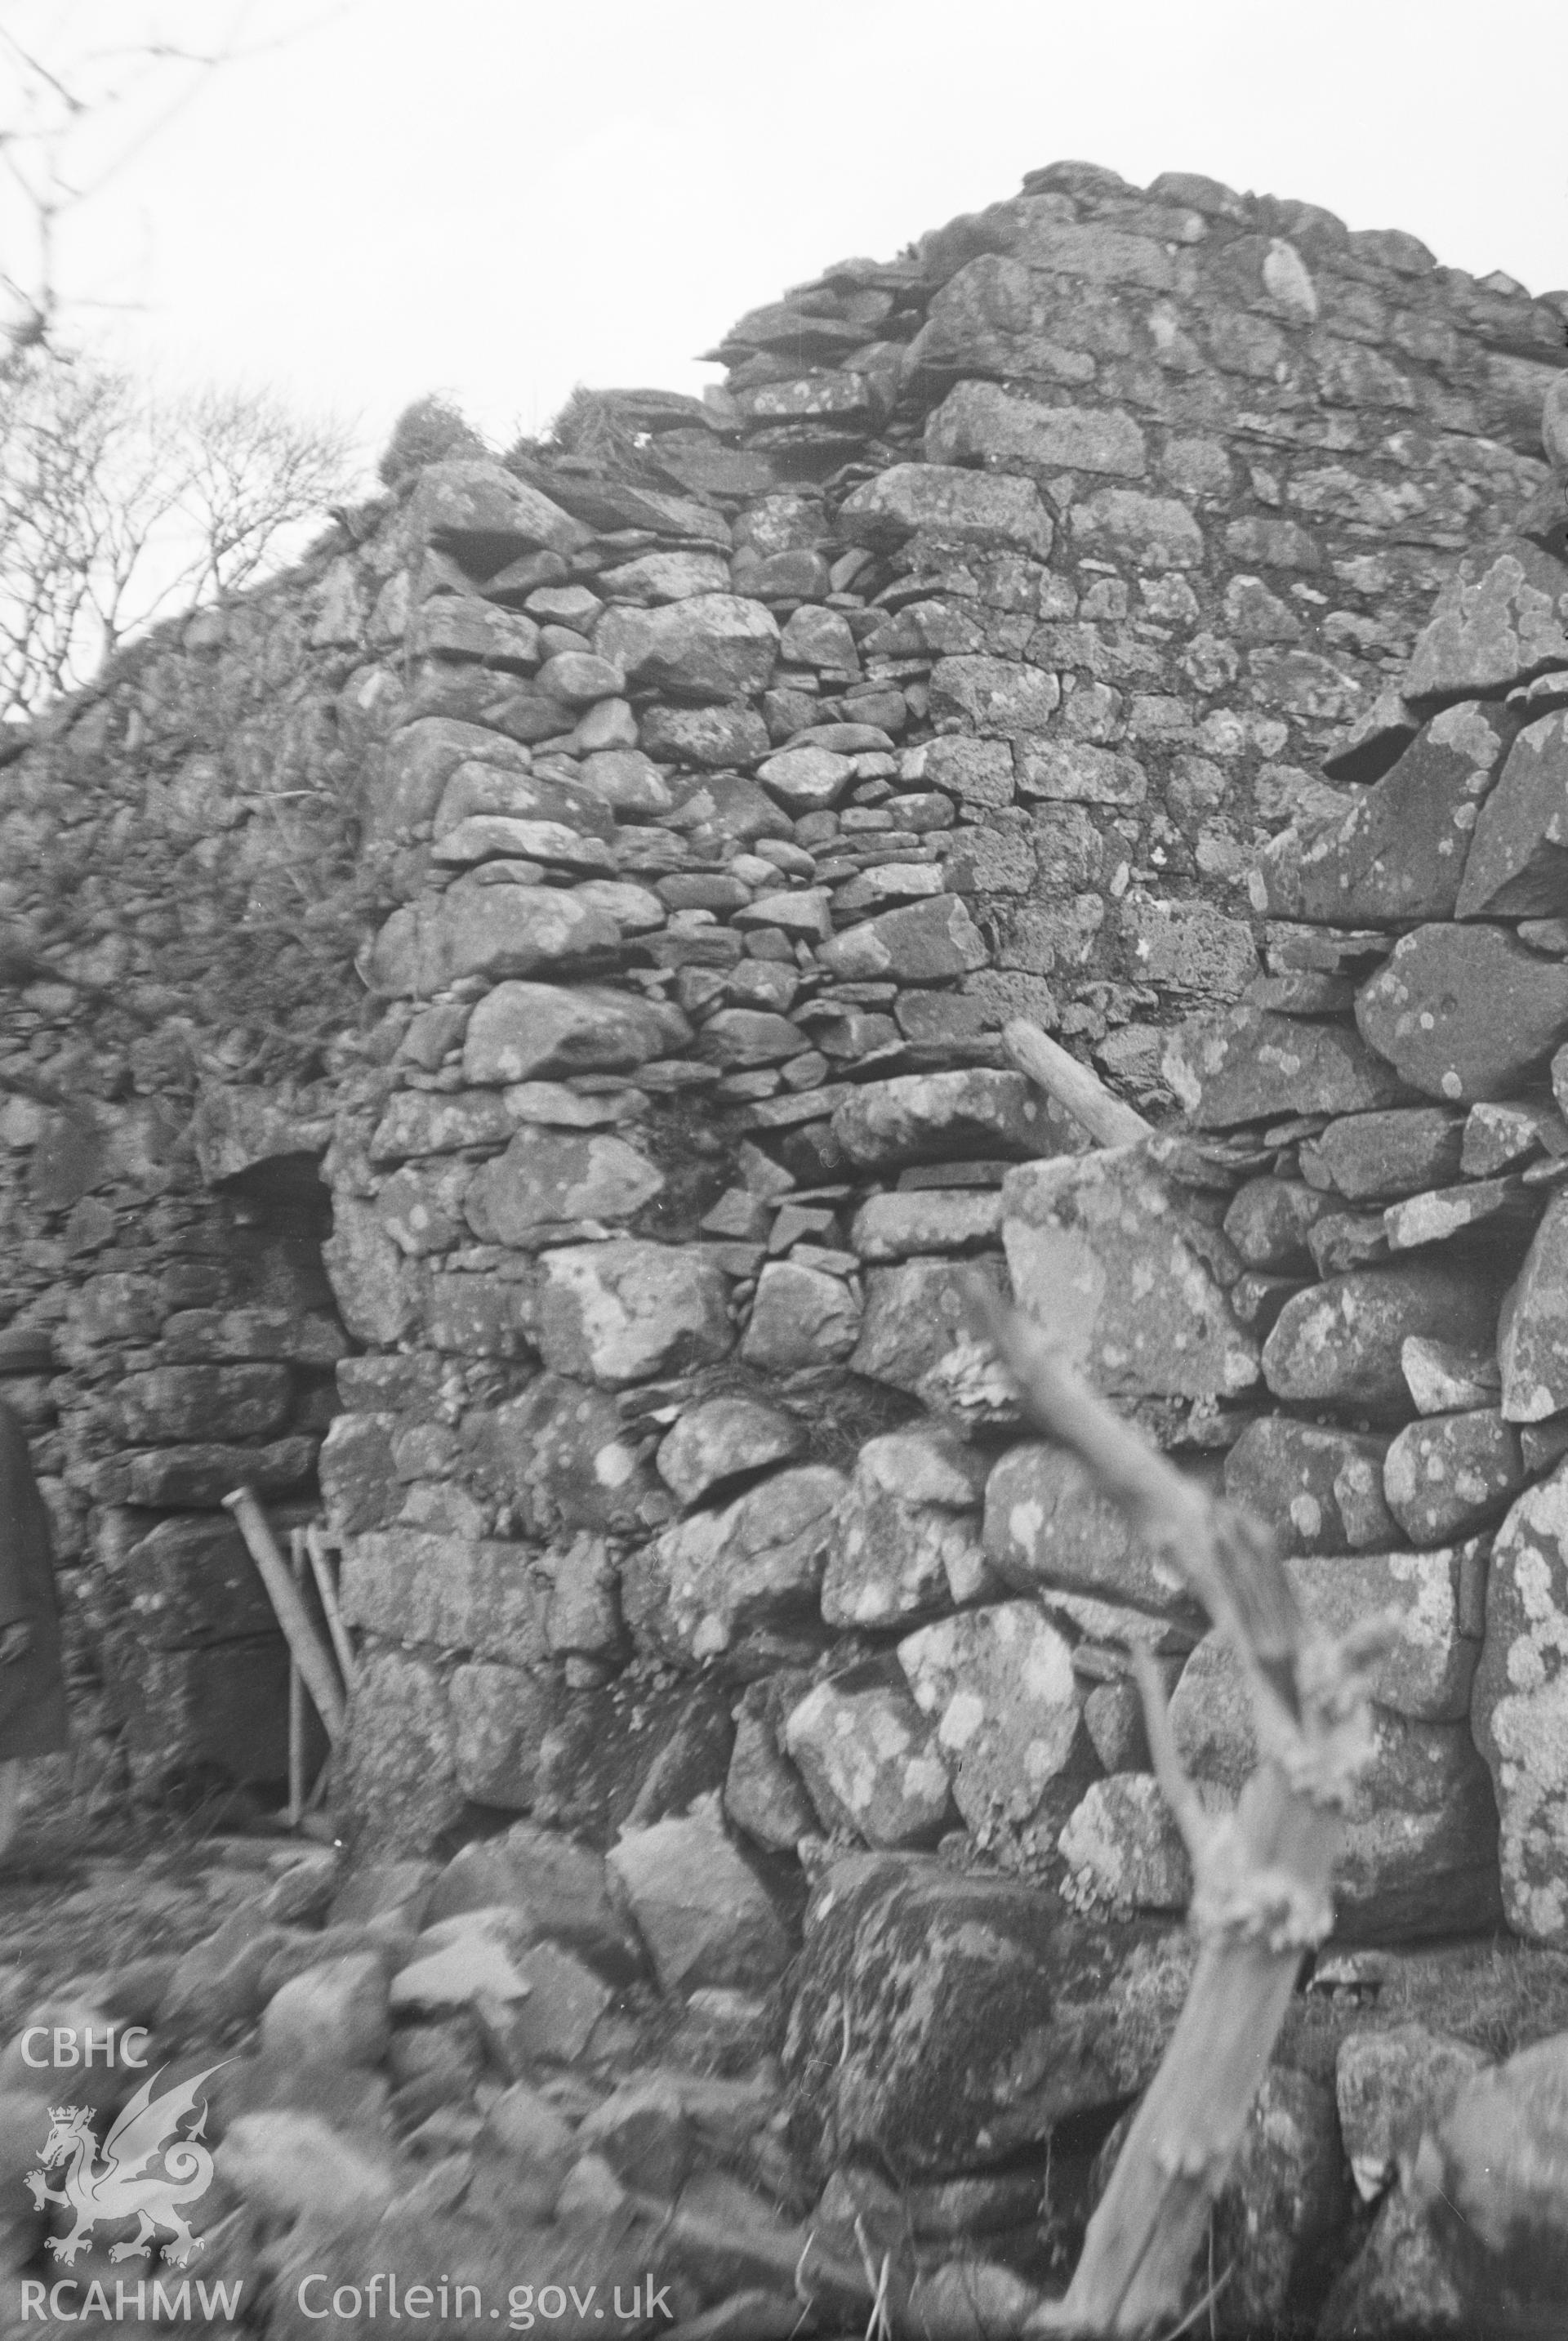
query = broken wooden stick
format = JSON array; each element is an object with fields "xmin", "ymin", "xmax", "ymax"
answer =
[
  {"xmin": 964, "ymin": 1288, "xmax": 1391, "ymax": 2338},
  {"xmin": 1004, "ymin": 1018, "xmax": 1155, "ymax": 1150},
  {"xmin": 223, "ymin": 1485, "xmax": 347, "ymax": 1745}
]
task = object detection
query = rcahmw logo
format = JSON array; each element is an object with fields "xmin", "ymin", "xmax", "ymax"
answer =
[{"xmin": 23, "ymin": 2063, "xmax": 225, "ymax": 2268}]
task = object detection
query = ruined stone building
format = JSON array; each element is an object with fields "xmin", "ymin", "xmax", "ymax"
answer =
[{"xmin": 4, "ymin": 155, "xmax": 1568, "ymax": 2330}]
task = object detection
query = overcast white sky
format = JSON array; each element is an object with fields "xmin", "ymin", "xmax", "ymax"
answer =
[{"xmin": 6, "ymin": 0, "xmax": 1568, "ymax": 485}]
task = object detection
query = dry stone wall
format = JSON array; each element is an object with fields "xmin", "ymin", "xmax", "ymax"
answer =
[{"xmin": 2, "ymin": 152, "xmax": 1567, "ymax": 1910}]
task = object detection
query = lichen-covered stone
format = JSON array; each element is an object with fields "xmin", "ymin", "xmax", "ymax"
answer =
[
  {"xmin": 1172, "ymin": 1636, "xmax": 1500, "ymax": 1937},
  {"xmin": 1499, "ymin": 1193, "xmax": 1568, "ymax": 1421},
  {"xmin": 832, "ymin": 1069, "xmax": 1051, "ymax": 1170},
  {"xmin": 1456, "ymin": 709, "xmax": 1568, "ymax": 917},
  {"xmin": 1257, "ymin": 701, "xmax": 1514, "ymax": 925},
  {"xmin": 1165, "ymin": 1006, "xmax": 1410, "ymax": 1126},
  {"xmin": 849, "ymin": 1255, "xmax": 1008, "ymax": 1400},
  {"xmin": 339, "ymin": 1528, "xmax": 546, "ymax": 1664},
  {"xmin": 655, "ymin": 1396, "xmax": 807, "ymax": 1507},
  {"xmin": 1383, "ymin": 1411, "xmax": 1526, "ymax": 1545},
  {"xmin": 849, "ymin": 1188, "xmax": 1004, "ymax": 1261},
  {"xmin": 1336, "ymin": 2024, "xmax": 1488, "ymax": 2203},
  {"xmin": 368, "ymin": 882, "xmax": 620, "ymax": 997},
  {"xmin": 536, "ymin": 1241, "xmax": 732, "ymax": 1387},
  {"xmin": 897, "ymin": 1602, "xmax": 1082, "ymax": 1837},
  {"xmin": 784, "ymin": 1676, "xmax": 956, "ymax": 1848},
  {"xmin": 1223, "ymin": 1417, "xmax": 1395, "ymax": 1555},
  {"xmin": 462, "ymin": 983, "xmax": 688, "ymax": 1085},
  {"xmin": 1297, "ymin": 1107, "xmax": 1464, "ymax": 1202},
  {"xmin": 1058, "ymin": 1775, "xmax": 1191, "ymax": 1913},
  {"xmin": 1262, "ymin": 1264, "xmax": 1499, "ymax": 1414},
  {"xmin": 1356, "ymin": 924, "xmax": 1568, "ymax": 1102},
  {"xmin": 836, "ymin": 463, "xmax": 1054, "ymax": 560},
  {"xmin": 783, "ymin": 1851, "xmax": 1192, "ymax": 2179},
  {"xmin": 1001, "ymin": 1147, "xmax": 1259, "ymax": 1400},
  {"xmin": 819, "ymin": 895, "xmax": 990, "ymax": 983},
  {"xmin": 821, "ymin": 1429, "xmax": 987, "ymax": 1628},
  {"xmin": 984, "ymin": 1442, "xmax": 1201, "ymax": 1619},
  {"xmin": 1403, "ymin": 541, "xmax": 1568, "ymax": 702},
  {"xmin": 595, "ymin": 592, "xmax": 780, "ymax": 702},
  {"xmin": 1221, "ymin": 1177, "xmax": 1332, "ymax": 1272},
  {"xmin": 739, "ymin": 1261, "xmax": 861, "ymax": 1371},
  {"xmin": 606, "ymin": 1797, "xmax": 792, "ymax": 1993},
  {"xmin": 464, "ymin": 1128, "xmax": 663, "ymax": 1245},
  {"xmin": 1472, "ymin": 1466, "xmax": 1568, "ymax": 1942},
  {"xmin": 626, "ymin": 1465, "xmax": 845, "ymax": 1661}
]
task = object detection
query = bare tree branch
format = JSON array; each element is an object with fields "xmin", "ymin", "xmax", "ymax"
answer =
[{"xmin": 0, "ymin": 350, "xmax": 359, "ymax": 716}]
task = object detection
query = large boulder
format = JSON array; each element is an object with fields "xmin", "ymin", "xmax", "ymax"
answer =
[
  {"xmin": 783, "ymin": 1852, "xmax": 1191, "ymax": 2180},
  {"xmin": 367, "ymin": 884, "xmax": 619, "ymax": 997},
  {"xmin": 1001, "ymin": 1147, "xmax": 1259, "ymax": 1400},
  {"xmin": 836, "ymin": 462, "xmax": 1055, "ymax": 559}
]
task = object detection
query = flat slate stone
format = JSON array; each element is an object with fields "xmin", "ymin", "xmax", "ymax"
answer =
[
  {"xmin": 1499, "ymin": 1191, "xmax": 1568, "ymax": 1420},
  {"xmin": 1257, "ymin": 701, "xmax": 1515, "ymax": 925},
  {"xmin": 833, "ymin": 1069, "xmax": 1051, "ymax": 1170},
  {"xmin": 1403, "ymin": 541, "xmax": 1568, "ymax": 704},
  {"xmin": 819, "ymin": 894, "xmax": 990, "ymax": 983},
  {"xmin": 1356, "ymin": 924, "xmax": 1568, "ymax": 1102},
  {"xmin": 1262, "ymin": 1263, "xmax": 1500, "ymax": 1414},
  {"xmin": 1383, "ymin": 1176, "xmax": 1525, "ymax": 1251},
  {"xmin": 1001, "ymin": 1148, "xmax": 1260, "ymax": 1400},
  {"xmin": 1223, "ymin": 1418, "xmax": 1394, "ymax": 1556},
  {"xmin": 1164, "ymin": 1007, "xmax": 1410, "ymax": 1129},
  {"xmin": 1383, "ymin": 1409, "xmax": 1526, "ymax": 1545},
  {"xmin": 1472, "ymin": 1465, "xmax": 1568, "ymax": 1942},
  {"xmin": 849, "ymin": 1188, "xmax": 1004, "ymax": 1260},
  {"xmin": 1298, "ymin": 1108, "xmax": 1463, "ymax": 1202}
]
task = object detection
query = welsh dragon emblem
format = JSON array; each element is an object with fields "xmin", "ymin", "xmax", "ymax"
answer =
[{"xmin": 24, "ymin": 2065, "xmax": 224, "ymax": 2266}]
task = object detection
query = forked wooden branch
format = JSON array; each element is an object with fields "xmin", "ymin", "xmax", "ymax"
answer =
[{"xmin": 962, "ymin": 1288, "xmax": 1392, "ymax": 2339}]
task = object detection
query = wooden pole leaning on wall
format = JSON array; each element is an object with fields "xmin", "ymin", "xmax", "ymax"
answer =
[
  {"xmin": 304, "ymin": 1523, "xmax": 359, "ymax": 1692},
  {"xmin": 960, "ymin": 1289, "xmax": 1393, "ymax": 2339},
  {"xmin": 222, "ymin": 1485, "xmax": 347, "ymax": 1746},
  {"xmin": 285, "ymin": 1530, "xmax": 307, "ymax": 1826},
  {"xmin": 1004, "ymin": 1017, "xmax": 1156, "ymax": 1151}
]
